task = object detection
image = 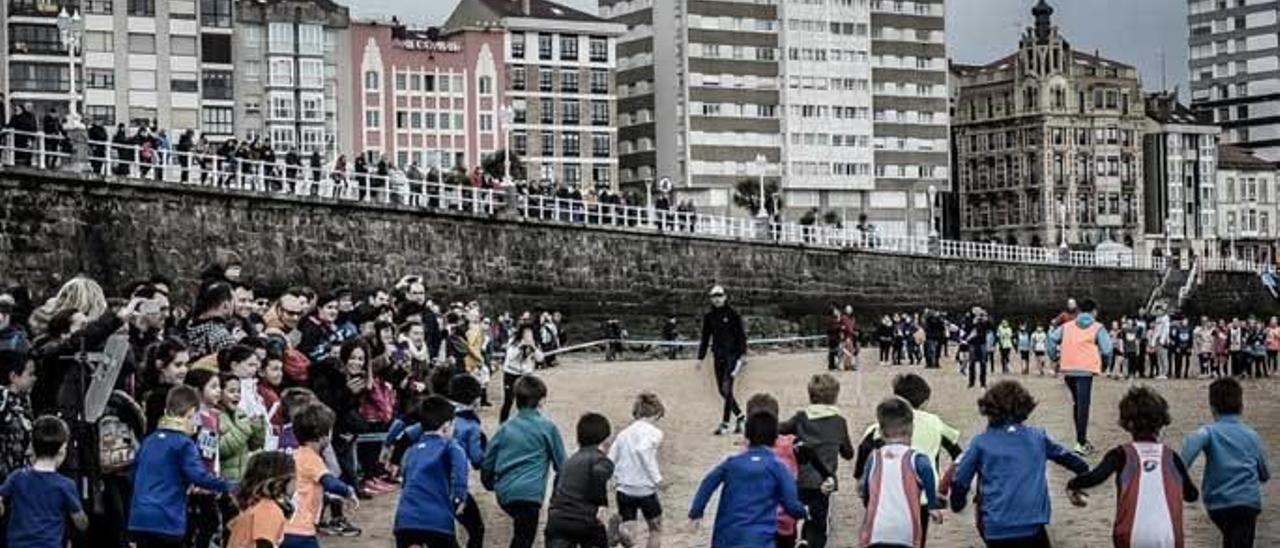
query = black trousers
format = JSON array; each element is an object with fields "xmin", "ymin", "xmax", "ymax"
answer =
[
  {"xmin": 501, "ymin": 501, "xmax": 541, "ymax": 548},
  {"xmin": 798, "ymin": 488, "xmax": 830, "ymax": 548},
  {"xmin": 544, "ymin": 519, "xmax": 608, "ymax": 548},
  {"xmin": 396, "ymin": 530, "xmax": 459, "ymax": 548},
  {"xmin": 185, "ymin": 492, "xmax": 221, "ymax": 548},
  {"xmin": 968, "ymin": 347, "xmax": 988, "ymax": 388},
  {"xmin": 1208, "ymin": 506, "xmax": 1259, "ymax": 548},
  {"xmin": 985, "ymin": 527, "xmax": 1051, "ymax": 548},
  {"xmin": 457, "ymin": 494, "xmax": 485, "ymax": 548},
  {"xmin": 500, "ymin": 372, "xmax": 524, "ymax": 423},
  {"xmin": 713, "ymin": 353, "xmax": 742, "ymax": 423},
  {"xmin": 131, "ymin": 533, "xmax": 184, "ymax": 548}
]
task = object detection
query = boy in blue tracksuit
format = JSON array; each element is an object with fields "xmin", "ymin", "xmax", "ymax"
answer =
[
  {"xmin": 1181, "ymin": 377, "xmax": 1270, "ymax": 548},
  {"xmin": 128, "ymin": 385, "xmax": 231, "ymax": 547},
  {"xmin": 481, "ymin": 375, "xmax": 565, "ymax": 548},
  {"xmin": 689, "ymin": 411, "xmax": 807, "ymax": 548},
  {"xmin": 947, "ymin": 380, "xmax": 1088, "ymax": 547},
  {"xmin": 393, "ymin": 395, "xmax": 469, "ymax": 548}
]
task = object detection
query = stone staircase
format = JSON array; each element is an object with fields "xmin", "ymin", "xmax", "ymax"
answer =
[{"xmin": 1145, "ymin": 265, "xmax": 1189, "ymax": 313}]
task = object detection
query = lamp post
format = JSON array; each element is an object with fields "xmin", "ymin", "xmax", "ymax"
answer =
[
  {"xmin": 56, "ymin": 8, "xmax": 83, "ymax": 117},
  {"xmin": 1057, "ymin": 201, "xmax": 1068, "ymax": 250},
  {"xmin": 755, "ymin": 154, "xmax": 768, "ymax": 219},
  {"xmin": 927, "ymin": 184, "xmax": 938, "ymax": 238},
  {"xmin": 1164, "ymin": 213, "xmax": 1173, "ymax": 259},
  {"xmin": 645, "ymin": 177, "xmax": 654, "ymax": 229},
  {"xmin": 499, "ymin": 104, "xmax": 514, "ymax": 186}
]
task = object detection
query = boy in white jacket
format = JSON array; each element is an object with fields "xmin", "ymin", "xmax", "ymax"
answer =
[{"xmin": 608, "ymin": 392, "xmax": 666, "ymax": 548}]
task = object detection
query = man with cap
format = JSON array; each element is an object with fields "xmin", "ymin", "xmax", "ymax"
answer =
[{"xmin": 696, "ymin": 285, "xmax": 747, "ymax": 435}]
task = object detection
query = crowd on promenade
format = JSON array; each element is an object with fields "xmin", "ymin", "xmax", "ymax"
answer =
[{"xmin": 0, "ymin": 247, "xmax": 1271, "ymax": 548}]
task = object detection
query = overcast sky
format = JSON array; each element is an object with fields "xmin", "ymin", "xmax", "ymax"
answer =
[{"xmin": 346, "ymin": 0, "xmax": 1189, "ymax": 95}]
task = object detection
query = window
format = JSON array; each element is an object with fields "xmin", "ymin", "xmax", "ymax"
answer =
[
  {"xmin": 200, "ymin": 0, "xmax": 232, "ymax": 28},
  {"xmin": 170, "ymin": 72, "xmax": 198, "ymax": 92},
  {"xmin": 84, "ymin": 0, "xmax": 113, "ymax": 15},
  {"xmin": 510, "ymin": 68, "xmax": 526, "ymax": 90},
  {"xmin": 300, "ymin": 59, "xmax": 323, "ymax": 88},
  {"xmin": 592, "ymin": 164, "xmax": 610, "ymax": 186},
  {"xmin": 298, "ymin": 25, "xmax": 323, "ymax": 55},
  {"xmin": 539, "ymin": 69, "xmax": 553, "ymax": 92},
  {"xmin": 589, "ymin": 36, "xmax": 608, "ymax": 62},
  {"xmin": 540, "ymin": 98, "xmax": 554, "ymax": 123},
  {"xmin": 440, "ymin": 74, "xmax": 451, "ymax": 92},
  {"xmin": 269, "ymin": 22, "xmax": 294, "ymax": 54},
  {"xmin": 560, "ymin": 70, "xmax": 579, "ymax": 92},
  {"xmin": 270, "ymin": 58, "xmax": 294, "ymax": 86},
  {"xmin": 591, "ymin": 101, "xmax": 609, "ymax": 125},
  {"xmin": 8, "ymin": 63, "xmax": 68, "ymax": 92},
  {"xmin": 84, "ymin": 31, "xmax": 114, "ymax": 53},
  {"xmin": 86, "ymin": 69, "xmax": 115, "ymax": 90},
  {"xmin": 128, "ymin": 107, "xmax": 157, "ymax": 128},
  {"xmin": 564, "ymin": 132, "xmax": 580, "ymax": 157},
  {"xmin": 512, "ymin": 131, "xmax": 528, "ymax": 155},
  {"xmin": 541, "ymin": 132, "xmax": 556, "ymax": 156},
  {"xmin": 511, "ymin": 32, "xmax": 525, "ymax": 58},
  {"xmin": 242, "ymin": 25, "xmax": 263, "ymax": 49},
  {"xmin": 365, "ymin": 110, "xmax": 381, "ymax": 128},
  {"xmin": 201, "ymin": 34, "xmax": 232, "ymax": 63},
  {"xmin": 202, "ymin": 107, "xmax": 233, "ymax": 134},
  {"xmin": 561, "ymin": 35, "xmax": 579, "ymax": 60},
  {"xmin": 202, "ymin": 70, "xmax": 233, "ymax": 99},
  {"xmin": 128, "ymin": 33, "xmax": 156, "ymax": 54},
  {"xmin": 539, "ymin": 34, "xmax": 553, "ymax": 60},
  {"xmin": 562, "ymin": 100, "xmax": 580, "ymax": 125},
  {"xmin": 165, "ymin": 36, "xmax": 196, "ymax": 56},
  {"xmin": 129, "ymin": 70, "xmax": 156, "ymax": 90},
  {"xmin": 480, "ymin": 114, "xmax": 493, "ymax": 131},
  {"xmin": 479, "ymin": 76, "xmax": 493, "ymax": 94},
  {"xmin": 592, "ymin": 133, "xmax": 610, "ymax": 157},
  {"xmin": 364, "ymin": 71, "xmax": 380, "ymax": 90},
  {"xmin": 86, "ymin": 105, "xmax": 115, "ymax": 126},
  {"xmin": 590, "ymin": 70, "xmax": 608, "ymax": 94},
  {"xmin": 300, "ymin": 93, "xmax": 323, "ymax": 121},
  {"xmin": 564, "ymin": 163, "xmax": 581, "ymax": 183},
  {"xmin": 170, "ymin": 0, "xmax": 196, "ymax": 18},
  {"xmin": 271, "ymin": 128, "xmax": 295, "ymax": 146},
  {"xmin": 128, "ymin": 0, "xmax": 154, "ymax": 16},
  {"xmin": 244, "ymin": 61, "xmax": 261, "ymax": 81},
  {"xmin": 270, "ymin": 94, "xmax": 294, "ymax": 120}
]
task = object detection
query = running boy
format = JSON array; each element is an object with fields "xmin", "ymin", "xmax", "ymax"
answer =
[
  {"xmin": 688, "ymin": 411, "xmax": 807, "ymax": 548},
  {"xmin": 1181, "ymin": 378, "xmax": 1271, "ymax": 548},
  {"xmin": 608, "ymin": 392, "xmax": 666, "ymax": 548},
  {"xmin": 779, "ymin": 374, "xmax": 853, "ymax": 548},
  {"xmin": 0, "ymin": 416, "xmax": 87, "ymax": 548},
  {"xmin": 282, "ymin": 403, "xmax": 359, "ymax": 548},
  {"xmin": 1067, "ymin": 386, "xmax": 1199, "ymax": 547},
  {"xmin": 393, "ymin": 395, "xmax": 469, "ymax": 548},
  {"xmin": 545, "ymin": 413, "xmax": 615, "ymax": 547},
  {"xmin": 482, "ymin": 375, "xmax": 566, "ymax": 548},
  {"xmin": 948, "ymin": 380, "xmax": 1090, "ymax": 547},
  {"xmin": 858, "ymin": 397, "xmax": 943, "ymax": 548}
]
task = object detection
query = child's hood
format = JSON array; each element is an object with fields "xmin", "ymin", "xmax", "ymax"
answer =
[{"xmin": 804, "ymin": 404, "xmax": 842, "ymax": 419}]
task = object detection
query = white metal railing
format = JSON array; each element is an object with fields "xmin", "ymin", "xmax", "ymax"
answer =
[{"xmin": 0, "ymin": 127, "xmax": 1260, "ymax": 273}]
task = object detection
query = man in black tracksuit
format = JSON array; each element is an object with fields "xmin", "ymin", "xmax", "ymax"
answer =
[{"xmin": 697, "ymin": 285, "xmax": 747, "ymax": 435}]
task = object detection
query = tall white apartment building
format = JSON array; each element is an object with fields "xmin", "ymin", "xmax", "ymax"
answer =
[{"xmin": 1188, "ymin": 0, "xmax": 1280, "ymax": 161}]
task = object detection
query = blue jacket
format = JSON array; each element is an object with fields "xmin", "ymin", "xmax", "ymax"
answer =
[
  {"xmin": 949, "ymin": 423, "xmax": 1088, "ymax": 540},
  {"xmin": 1181, "ymin": 414, "xmax": 1270, "ymax": 511},
  {"xmin": 393, "ymin": 433, "xmax": 469, "ymax": 534},
  {"xmin": 387, "ymin": 405, "xmax": 486, "ymax": 469},
  {"xmin": 1046, "ymin": 313, "xmax": 1113, "ymax": 369},
  {"xmin": 481, "ymin": 408, "xmax": 565, "ymax": 505},
  {"xmin": 127, "ymin": 427, "xmax": 230, "ymax": 538},
  {"xmin": 688, "ymin": 446, "xmax": 807, "ymax": 547}
]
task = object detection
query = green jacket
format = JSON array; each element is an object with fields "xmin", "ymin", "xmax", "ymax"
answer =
[
  {"xmin": 218, "ymin": 405, "xmax": 266, "ymax": 482},
  {"xmin": 481, "ymin": 408, "xmax": 566, "ymax": 505}
]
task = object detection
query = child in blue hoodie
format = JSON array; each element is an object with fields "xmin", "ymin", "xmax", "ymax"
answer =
[
  {"xmin": 481, "ymin": 375, "xmax": 565, "ymax": 548},
  {"xmin": 0, "ymin": 416, "xmax": 87, "ymax": 548},
  {"xmin": 1181, "ymin": 377, "xmax": 1270, "ymax": 548},
  {"xmin": 128, "ymin": 384, "xmax": 231, "ymax": 548},
  {"xmin": 688, "ymin": 411, "xmax": 807, "ymax": 548},
  {"xmin": 393, "ymin": 395, "xmax": 469, "ymax": 548},
  {"xmin": 947, "ymin": 380, "xmax": 1088, "ymax": 547}
]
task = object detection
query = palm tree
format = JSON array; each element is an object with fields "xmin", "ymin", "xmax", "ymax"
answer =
[
  {"xmin": 731, "ymin": 178, "xmax": 782, "ymax": 216},
  {"xmin": 481, "ymin": 149, "xmax": 526, "ymax": 182}
]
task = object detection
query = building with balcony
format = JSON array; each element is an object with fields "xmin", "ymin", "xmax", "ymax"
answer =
[
  {"xmin": 445, "ymin": 0, "xmax": 625, "ymax": 189},
  {"xmin": 1217, "ymin": 144, "xmax": 1278, "ymax": 264},
  {"xmin": 1142, "ymin": 91, "xmax": 1221, "ymax": 260},
  {"xmin": 233, "ymin": 0, "xmax": 350, "ymax": 154},
  {"xmin": 1188, "ymin": 0, "xmax": 1280, "ymax": 161},
  {"xmin": 348, "ymin": 19, "xmax": 504, "ymax": 172},
  {"xmin": 952, "ymin": 0, "xmax": 1146, "ymax": 248}
]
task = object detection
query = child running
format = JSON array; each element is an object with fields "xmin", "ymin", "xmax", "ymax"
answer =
[
  {"xmin": 858, "ymin": 397, "xmax": 944, "ymax": 548},
  {"xmin": 608, "ymin": 392, "xmax": 666, "ymax": 548},
  {"xmin": 688, "ymin": 411, "xmax": 807, "ymax": 548},
  {"xmin": 779, "ymin": 374, "xmax": 853, "ymax": 548},
  {"xmin": 226, "ymin": 451, "xmax": 297, "ymax": 548},
  {"xmin": 545, "ymin": 412, "xmax": 615, "ymax": 547},
  {"xmin": 744, "ymin": 393, "xmax": 801, "ymax": 548},
  {"xmin": 1066, "ymin": 386, "xmax": 1199, "ymax": 548},
  {"xmin": 282, "ymin": 403, "xmax": 359, "ymax": 548},
  {"xmin": 0, "ymin": 416, "xmax": 87, "ymax": 548},
  {"xmin": 393, "ymin": 395, "xmax": 469, "ymax": 548},
  {"xmin": 1181, "ymin": 378, "xmax": 1271, "ymax": 548},
  {"xmin": 947, "ymin": 380, "xmax": 1089, "ymax": 547},
  {"xmin": 482, "ymin": 375, "xmax": 566, "ymax": 548}
]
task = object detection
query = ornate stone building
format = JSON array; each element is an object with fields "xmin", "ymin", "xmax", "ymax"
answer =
[{"xmin": 951, "ymin": 0, "xmax": 1146, "ymax": 248}]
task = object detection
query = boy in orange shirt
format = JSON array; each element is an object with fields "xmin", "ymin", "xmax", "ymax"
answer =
[
  {"xmin": 281, "ymin": 403, "xmax": 359, "ymax": 548},
  {"xmin": 227, "ymin": 451, "xmax": 297, "ymax": 548}
]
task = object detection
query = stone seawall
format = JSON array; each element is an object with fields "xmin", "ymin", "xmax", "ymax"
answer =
[{"xmin": 0, "ymin": 169, "xmax": 1183, "ymax": 337}]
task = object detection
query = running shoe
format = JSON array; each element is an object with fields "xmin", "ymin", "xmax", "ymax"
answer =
[
  {"xmin": 713, "ymin": 422, "xmax": 730, "ymax": 436},
  {"xmin": 1072, "ymin": 442, "xmax": 1095, "ymax": 456},
  {"xmin": 733, "ymin": 415, "xmax": 745, "ymax": 434},
  {"xmin": 329, "ymin": 517, "xmax": 363, "ymax": 537}
]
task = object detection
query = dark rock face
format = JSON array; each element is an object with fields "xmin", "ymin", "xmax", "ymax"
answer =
[
  {"xmin": 1183, "ymin": 272, "xmax": 1280, "ymax": 321},
  {"xmin": 0, "ymin": 169, "xmax": 1209, "ymax": 339}
]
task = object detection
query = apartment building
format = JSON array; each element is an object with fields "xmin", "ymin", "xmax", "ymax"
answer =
[
  {"xmin": 446, "ymin": 0, "xmax": 625, "ymax": 189},
  {"xmin": 1217, "ymin": 144, "xmax": 1278, "ymax": 263},
  {"xmin": 1188, "ymin": 0, "xmax": 1280, "ymax": 161},
  {"xmin": 233, "ymin": 0, "xmax": 351, "ymax": 155},
  {"xmin": 1142, "ymin": 92, "xmax": 1221, "ymax": 259},
  {"xmin": 952, "ymin": 0, "xmax": 1147, "ymax": 248}
]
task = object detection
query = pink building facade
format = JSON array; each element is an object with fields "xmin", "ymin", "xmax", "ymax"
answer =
[{"xmin": 349, "ymin": 21, "xmax": 506, "ymax": 172}]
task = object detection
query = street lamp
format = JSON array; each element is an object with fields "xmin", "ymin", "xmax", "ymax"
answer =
[
  {"xmin": 56, "ymin": 8, "xmax": 83, "ymax": 117},
  {"xmin": 645, "ymin": 176, "xmax": 654, "ymax": 228},
  {"xmin": 1057, "ymin": 201, "xmax": 1068, "ymax": 250},
  {"xmin": 1164, "ymin": 213, "xmax": 1173, "ymax": 259},
  {"xmin": 499, "ymin": 104, "xmax": 514, "ymax": 185},
  {"xmin": 755, "ymin": 154, "xmax": 768, "ymax": 219},
  {"xmin": 927, "ymin": 184, "xmax": 938, "ymax": 238}
]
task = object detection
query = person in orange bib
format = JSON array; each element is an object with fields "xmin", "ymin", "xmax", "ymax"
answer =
[{"xmin": 1047, "ymin": 298, "xmax": 1113, "ymax": 456}]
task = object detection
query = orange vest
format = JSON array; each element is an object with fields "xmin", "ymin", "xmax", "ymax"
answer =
[{"xmin": 1060, "ymin": 321, "xmax": 1102, "ymax": 374}]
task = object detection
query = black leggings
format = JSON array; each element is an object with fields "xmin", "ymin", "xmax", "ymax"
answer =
[
  {"xmin": 501, "ymin": 501, "xmax": 542, "ymax": 548},
  {"xmin": 713, "ymin": 354, "xmax": 742, "ymax": 423},
  {"xmin": 985, "ymin": 528, "xmax": 1051, "ymax": 548},
  {"xmin": 396, "ymin": 530, "xmax": 459, "ymax": 548},
  {"xmin": 1208, "ymin": 506, "xmax": 1259, "ymax": 548},
  {"xmin": 457, "ymin": 494, "xmax": 485, "ymax": 548},
  {"xmin": 500, "ymin": 372, "xmax": 524, "ymax": 423}
]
